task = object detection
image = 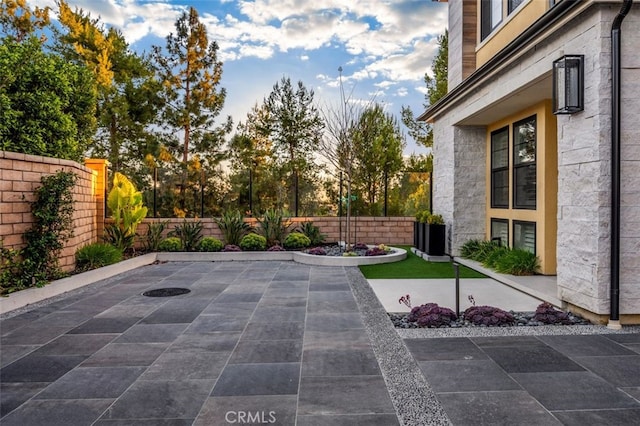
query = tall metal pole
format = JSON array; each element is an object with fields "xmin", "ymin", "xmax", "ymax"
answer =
[
  {"xmin": 249, "ymin": 167, "xmax": 253, "ymax": 216},
  {"xmin": 153, "ymin": 166, "xmax": 157, "ymax": 218},
  {"xmin": 200, "ymin": 170, "xmax": 205, "ymax": 218},
  {"xmin": 339, "ymin": 172, "xmax": 343, "ymax": 244},
  {"xmin": 384, "ymin": 170, "xmax": 388, "ymax": 216}
]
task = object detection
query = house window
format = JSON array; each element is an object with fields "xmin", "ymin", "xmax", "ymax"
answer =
[
  {"xmin": 491, "ymin": 218, "xmax": 509, "ymax": 247},
  {"xmin": 513, "ymin": 115, "xmax": 536, "ymax": 209},
  {"xmin": 481, "ymin": 0, "xmax": 503, "ymax": 40},
  {"xmin": 491, "ymin": 127, "xmax": 509, "ymax": 208},
  {"xmin": 508, "ymin": 0, "xmax": 525, "ymax": 14},
  {"xmin": 513, "ymin": 221, "xmax": 536, "ymax": 253}
]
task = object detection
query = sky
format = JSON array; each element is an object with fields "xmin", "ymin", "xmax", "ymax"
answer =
[{"xmin": 36, "ymin": 0, "xmax": 448, "ymax": 155}]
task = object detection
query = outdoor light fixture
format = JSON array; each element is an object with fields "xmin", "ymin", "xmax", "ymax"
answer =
[{"xmin": 552, "ymin": 55, "xmax": 584, "ymax": 114}]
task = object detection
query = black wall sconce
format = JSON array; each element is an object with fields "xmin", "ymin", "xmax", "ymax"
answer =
[{"xmin": 553, "ymin": 55, "xmax": 584, "ymax": 114}]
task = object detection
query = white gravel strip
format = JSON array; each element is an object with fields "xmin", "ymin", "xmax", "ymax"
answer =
[
  {"xmin": 346, "ymin": 267, "xmax": 452, "ymax": 426},
  {"xmin": 398, "ymin": 323, "xmax": 640, "ymax": 339}
]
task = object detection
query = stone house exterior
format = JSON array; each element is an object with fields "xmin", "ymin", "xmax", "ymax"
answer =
[{"xmin": 420, "ymin": 0, "xmax": 640, "ymax": 325}]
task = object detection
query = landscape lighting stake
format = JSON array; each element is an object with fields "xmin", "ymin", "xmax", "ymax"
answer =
[{"xmin": 453, "ymin": 261, "xmax": 460, "ymax": 316}]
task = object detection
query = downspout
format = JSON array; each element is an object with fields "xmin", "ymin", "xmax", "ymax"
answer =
[{"xmin": 608, "ymin": 0, "xmax": 633, "ymax": 330}]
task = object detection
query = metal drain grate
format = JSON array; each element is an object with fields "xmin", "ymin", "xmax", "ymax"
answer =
[{"xmin": 142, "ymin": 288, "xmax": 191, "ymax": 297}]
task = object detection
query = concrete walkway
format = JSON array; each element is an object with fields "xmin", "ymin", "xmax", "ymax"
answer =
[{"xmin": 2, "ymin": 261, "xmax": 640, "ymax": 425}]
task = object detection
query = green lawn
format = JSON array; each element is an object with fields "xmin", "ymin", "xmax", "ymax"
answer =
[{"xmin": 359, "ymin": 246, "xmax": 486, "ymax": 279}]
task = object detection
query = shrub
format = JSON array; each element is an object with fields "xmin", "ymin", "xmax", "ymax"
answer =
[
  {"xmin": 21, "ymin": 171, "xmax": 77, "ymax": 287},
  {"xmin": 415, "ymin": 210, "xmax": 430, "ymax": 223},
  {"xmin": 307, "ymin": 247, "xmax": 326, "ymax": 255},
  {"xmin": 494, "ymin": 248, "xmax": 540, "ymax": 275},
  {"xmin": 143, "ymin": 221, "xmax": 169, "ymax": 252},
  {"xmin": 257, "ymin": 209, "xmax": 292, "ymax": 247},
  {"xmin": 158, "ymin": 237, "xmax": 182, "ymax": 252},
  {"xmin": 0, "ymin": 242, "xmax": 22, "ymax": 295},
  {"xmin": 75, "ymin": 243, "xmax": 123, "ymax": 271},
  {"xmin": 199, "ymin": 237, "xmax": 224, "ymax": 252},
  {"xmin": 463, "ymin": 305, "xmax": 515, "ymax": 326},
  {"xmin": 469, "ymin": 240, "xmax": 501, "ymax": 263},
  {"xmin": 353, "ymin": 242, "xmax": 369, "ymax": 250},
  {"xmin": 482, "ymin": 246, "xmax": 510, "ymax": 269},
  {"xmin": 215, "ymin": 210, "xmax": 252, "ymax": 246},
  {"xmin": 407, "ymin": 303, "xmax": 458, "ymax": 327},
  {"xmin": 427, "ymin": 214, "xmax": 444, "ymax": 225},
  {"xmin": 283, "ymin": 232, "xmax": 311, "ymax": 249},
  {"xmin": 170, "ymin": 220, "xmax": 203, "ymax": 252},
  {"xmin": 297, "ymin": 221, "xmax": 326, "ymax": 246},
  {"xmin": 222, "ymin": 244, "xmax": 241, "ymax": 252},
  {"xmin": 534, "ymin": 302, "xmax": 572, "ymax": 325},
  {"xmin": 267, "ymin": 245, "xmax": 286, "ymax": 251},
  {"xmin": 240, "ymin": 233, "xmax": 267, "ymax": 251},
  {"xmin": 460, "ymin": 239, "xmax": 482, "ymax": 258}
]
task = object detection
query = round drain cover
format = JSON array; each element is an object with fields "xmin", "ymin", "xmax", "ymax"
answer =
[{"xmin": 142, "ymin": 288, "xmax": 191, "ymax": 297}]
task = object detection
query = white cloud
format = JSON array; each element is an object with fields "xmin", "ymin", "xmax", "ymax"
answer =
[{"xmin": 48, "ymin": 0, "xmax": 446, "ymax": 84}]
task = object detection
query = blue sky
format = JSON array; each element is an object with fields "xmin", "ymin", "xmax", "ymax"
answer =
[{"xmin": 39, "ymin": 0, "xmax": 448, "ymax": 154}]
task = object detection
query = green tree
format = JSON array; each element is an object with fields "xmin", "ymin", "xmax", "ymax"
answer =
[
  {"xmin": 152, "ymin": 6, "xmax": 231, "ymax": 213},
  {"xmin": 353, "ymin": 104, "xmax": 405, "ymax": 215},
  {"xmin": 262, "ymin": 76, "xmax": 324, "ymax": 216},
  {"xmin": 227, "ymin": 104, "xmax": 275, "ymax": 214},
  {"xmin": 0, "ymin": 0, "xmax": 50, "ymax": 42},
  {"xmin": 0, "ymin": 37, "xmax": 96, "ymax": 160},
  {"xmin": 401, "ymin": 29, "xmax": 448, "ymax": 148},
  {"xmin": 55, "ymin": 0, "xmax": 162, "ymax": 181}
]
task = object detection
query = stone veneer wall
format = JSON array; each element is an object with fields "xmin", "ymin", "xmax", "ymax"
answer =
[
  {"xmin": 135, "ymin": 216, "xmax": 415, "ymax": 249},
  {"xmin": 0, "ymin": 151, "xmax": 103, "ymax": 271},
  {"xmin": 555, "ymin": 6, "xmax": 640, "ymax": 316},
  {"xmin": 432, "ymin": 4, "xmax": 640, "ymax": 317},
  {"xmin": 616, "ymin": 7, "xmax": 639, "ymax": 315},
  {"xmin": 432, "ymin": 124, "xmax": 486, "ymax": 256}
]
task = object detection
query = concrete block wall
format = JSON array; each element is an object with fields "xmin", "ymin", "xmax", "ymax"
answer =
[{"xmin": 0, "ymin": 151, "xmax": 101, "ymax": 271}]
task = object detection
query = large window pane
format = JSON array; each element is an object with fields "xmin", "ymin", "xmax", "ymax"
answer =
[
  {"xmin": 491, "ymin": 127, "xmax": 509, "ymax": 208},
  {"xmin": 513, "ymin": 221, "xmax": 536, "ymax": 253},
  {"xmin": 491, "ymin": 219, "xmax": 509, "ymax": 247},
  {"xmin": 492, "ymin": 170, "xmax": 509, "ymax": 207},
  {"xmin": 508, "ymin": 0, "xmax": 525, "ymax": 14},
  {"xmin": 481, "ymin": 0, "xmax": 503, "ymax": 40},
  {"xmin": 513, "ymin": 116, "xmax": 536, "ymax": 209}
]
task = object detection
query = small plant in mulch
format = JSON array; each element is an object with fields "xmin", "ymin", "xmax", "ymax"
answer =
[
  {"xmin": 463, "ymin": 305, "xmax": 516, "ymax": 326},
  {"xmin": 222, "ymin": 244, "xmax": 242, "ymax": 252},
  {"xmin": 353, "ymin": 242, "xmax": 369, "ymax": 250},
  {"xmin": 534, "ymin": 302, "xmax": 573, "ymax": 325},
  {"xmin": 399, "ymin": 294, "xmax": 412, "ymax": 309},
  {"xmin": 407, "ymin": 303, "xmax": 458, "ymax": 327},
  {"xmin": 267, "ymin": 244, "xmax": 286, "ymax": 251},
  {"xmin": 306, "ymin": 247, "xmax": 326, "ymax": 255},
  {"xmin": 365, "ymin": 246, "xmax": 388, "ymax": 256}
]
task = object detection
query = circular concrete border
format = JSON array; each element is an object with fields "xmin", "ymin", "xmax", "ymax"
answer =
[{"xmin": 293, "ymin": 247, "xmax": 406, "ymax": 266}]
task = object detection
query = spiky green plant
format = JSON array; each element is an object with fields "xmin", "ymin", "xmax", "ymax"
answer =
[
  {"xmin": 257, "ymin": 209, "xmax": 292, "ymax": 247},
  {"xmin": 494, "ymin": 249, "xmax": 540, "ymax": 276},
  {"xmin": 215, "ymin": 210, "xmax": 252, "ymax": 246},
  {"xmin": 170, "ymin": 220, "xmax": 203, "ymax": 251},
  {"xmin": 75, "ymin": 243, "xmax": 123, "ymax": 271}
]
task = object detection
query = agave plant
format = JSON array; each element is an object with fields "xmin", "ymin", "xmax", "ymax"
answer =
[
  {"xmin": 215, "ymin": 210, "xmax": 252, "ymax": 246},
  {"xmin": 169, "ymin": 220, "xmax": 203, "ymax": 252},
  {"xmin": 257, "ymin": 209, "xmax": 292, "ymax": 247}
]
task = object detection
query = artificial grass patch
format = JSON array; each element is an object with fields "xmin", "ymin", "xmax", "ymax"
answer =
[{"xmin": 358, "ymin": 246, "xmax": 486, "ymax": 279}]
